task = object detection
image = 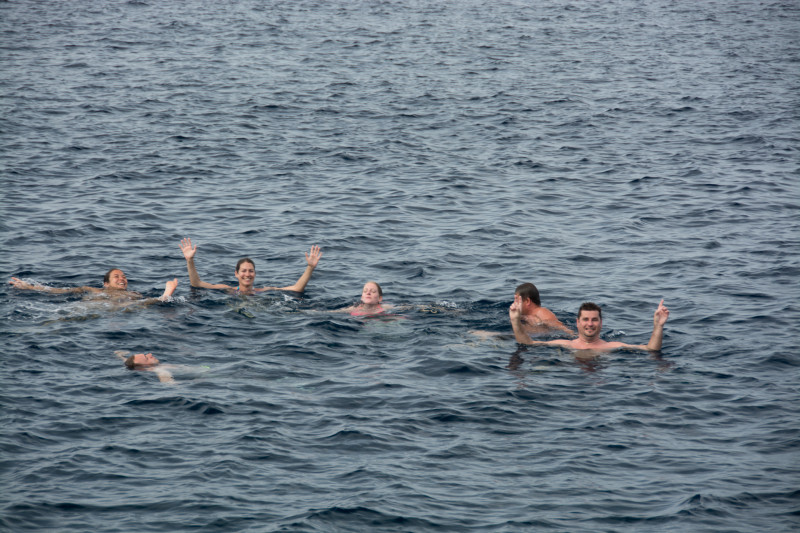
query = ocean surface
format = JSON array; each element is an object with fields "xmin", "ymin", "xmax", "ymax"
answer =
[{"xmin": 1, "ymin": 0, "xmax": 798, "ymax": 531}]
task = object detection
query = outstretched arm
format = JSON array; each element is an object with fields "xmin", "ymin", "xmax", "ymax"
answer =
[
  {"xmin": 271, "ymin": 245, "xmax": 322, "ymax": 293},
  {"xmin": 9, "ymin": 277, "xmax": 100, "ymax": 294},
  {"xmin": 180, "ymin": 238, "xmax": 231, "ymax": 290}
]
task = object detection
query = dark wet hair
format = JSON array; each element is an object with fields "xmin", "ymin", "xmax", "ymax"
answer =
[
  {"xmin": 104, "ymin": 268, "xmax": 123, "ymax": 284},
  {"xmin": 515, "ymin": 283, "xmax": 541, "ymax": 306},
  {"xmin": 124, "ymin": 355, "xmax": 137, "ymax": 369},
  {"xmin": 578, "ymin": 302, "xmax": 602, "ymax": 319},
  {"xmin": 364, "ymin": 281, "xmax": 383, "ymax": 297},
  {"xmin": 236, "ymin": 258, "xmax": 255, "ymax": 272}
]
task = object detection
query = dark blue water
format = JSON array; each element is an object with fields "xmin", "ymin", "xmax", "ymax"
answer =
[{"xmin": 2, "ymin": 1, "xmax": 799, "ymax": 531}]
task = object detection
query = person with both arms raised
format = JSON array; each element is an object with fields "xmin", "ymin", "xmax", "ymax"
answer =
[{"xmin": 179, "ymin": 237, "xmax": 322, "ymax": 295}]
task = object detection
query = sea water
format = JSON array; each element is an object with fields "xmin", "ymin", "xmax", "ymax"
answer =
[{"xmin": 1, "ymin": 1, "xmax": 798, "ymax": 531}]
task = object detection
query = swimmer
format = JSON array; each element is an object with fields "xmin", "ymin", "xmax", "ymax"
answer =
[
  {"xmin": 339, "ymin": 281, "xmax": 393, "ymax": 316},
  {"xmin": 510, "ymin": 299, "xmax": 670, "ymax": 352},
  {"xmin": 180, "ymin": 237, "xmax": 321, "ymax": 295},
  {"xmin": 117, "ymin": 351, "xmax": 175, "ymax": 384},
  {"xmin": 9, "ymin": 270, "xmax": 178, "ymax": 303},
  {"xmin": 471, "ymin": 282, "xmax": 574, "ymax": 339}
]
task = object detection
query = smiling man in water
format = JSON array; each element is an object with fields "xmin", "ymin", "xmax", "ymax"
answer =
[{"xmin": 510, "ymin": 299, "xmax": 670, "ymax": 351}]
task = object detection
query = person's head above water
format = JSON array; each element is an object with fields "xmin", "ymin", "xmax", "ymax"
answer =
[
  {"xmin": 575, "ymin": 302, "xmax": 604, "ymax": 342},
  {"xmin": 124, "ymin": 352, "xmax": 160, "ymax": 369},
  {"xmin": 103, "ymin": 268, "xmax": 128, "ymax": 291},
  {"xmin": 577, "ymin": 301, "xmax": 602, "ymax": 320},
  {"xmin": 361, "ymin": 281, "xmax": 383, "ymax": 305},
  {"xmin": 234, "ymin": 258, "xmax": 256, "ymax": 289},
  {"xmin": 515, "ymin": 282, "xmax": 541, "ymax": 307}
]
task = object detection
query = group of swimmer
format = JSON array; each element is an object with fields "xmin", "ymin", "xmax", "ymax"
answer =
[{"xmin": 9, "ymin": 237, "xmax": 671, "ymax": 380}]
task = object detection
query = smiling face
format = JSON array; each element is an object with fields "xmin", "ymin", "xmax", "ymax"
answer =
[
  {"xmin": 104, "ymin": 269, "xmax": 128, "ymax": 291},
  {"xmin": 235, "ymin": 261, "xmax": 256, "ymax": 289},
  {"xmin": 360, "ymin": 282, "xmax": 383, "ymax": 306},
  {"xmin": 576, "ymin": 309, "xmax": 602, "ymax": 341}
]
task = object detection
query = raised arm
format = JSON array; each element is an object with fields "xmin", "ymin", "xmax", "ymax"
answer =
[
  {"xmin": 645, "ymin": 299, "xmax": 669, "ymax": 351},
  {"xmin": 618, "ymin": 299, "xmax": 670, "ymax": 351},
  {"xmin": 510, "ymin": 297, "xmax": 534, "ymax": 343},
  {"xmin": 510, "ymin": 297, "xmax": 572, "ymax": 347},
  {"xmin": 180, "ymin": 238, "xmax": 231, "ymax": 290},
  {"xmin": 9, "ymin": 277, "xmax": 100, "ymax": 294},
  {"xmin": 158, "ymin": 278, "xmax": 179, "ymax": 301},
  {"xmin": 271, "ymin": 245, "xmax": 322, "ymax": 293}
]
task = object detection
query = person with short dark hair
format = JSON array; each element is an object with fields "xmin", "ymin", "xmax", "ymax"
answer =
[
  {"xmin": 510, "ymin": 299, "xmax": 670, "ymax": 351},
  {"xmin": 512, "ymin": 282, "xmax": 574, "ymax": 335},
  {"xmin": 180, "ymin": 237, "xmax": 321, "ymax": 295},
  {"xmin": 9, "ymin": 270, "xmax": 178, "ymax": 302},
  {"xmin": 118, "ymin": 351, "xmax": 175, "ymax": 383}
]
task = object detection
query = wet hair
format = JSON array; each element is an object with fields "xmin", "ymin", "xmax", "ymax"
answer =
[
  {"xmin": 364, "ymin": 281, "xmax": 383, "ymax": 297},
  {"xmin": 515, "ymin": 283, "xmax": 541, "ymax": 306},
  {"xmin": 236, "ymin": 258, "xmax": 255, "ymax": 273},
  {"xmin": 578, "ymin": 302, "xmax": 602, "ymax": 320},
  {"xmin": 124, "ymin": 355, "xmax": 138, "ymax": 369},
  {"xmin": 104, "ymin": 268, "xmax": 123, "ymax": 284}
]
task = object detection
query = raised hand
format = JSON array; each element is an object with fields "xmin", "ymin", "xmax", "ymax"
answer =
[
  {"xmin": 180, "ymin": 237, "xmax": 197, "ymax": 261},
  {"xmin": 305, "ymin": 245, "xmax": 322, "ymax": 268},
  {"xmin": 509, "ymin": 295, "xmax": 523, "ymax": 322},
  {"xmin": 653, "ymin": 299, "xmax": 670, "ymax": 327}
]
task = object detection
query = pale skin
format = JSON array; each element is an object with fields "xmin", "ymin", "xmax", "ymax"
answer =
[
  {"xmin": 510, "ymin": 299, "xmax": 670, "ymax": 352},
  {"xmin": 339, "ymin": 281, "xmax": 393, "ymax": 316},
  {"xmin": 179, "ymin": 237, "xmax": 322, "ymax": 295},
  {"xmin": 9, "ymin": 271, "xmax": 178, "ymax": 303},
  {"xmin": 115, "ymin": 351, "xmax": 175, "ymax": 384}
]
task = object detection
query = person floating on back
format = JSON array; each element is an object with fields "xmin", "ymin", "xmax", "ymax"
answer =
[
  {"xmin": 179, "ymin": 237, "xmax": 322, "ymax": 295},
  {"xmin": 117, "ymin": 351, "xmax": 175, "ymax": 384},
  {"xmin": 510, "ymin": 299, "xmax": 670, "ymax": 351},
  {"xmin": 9, "ymin": 269, "xmax": 178, "ymax": 303}
]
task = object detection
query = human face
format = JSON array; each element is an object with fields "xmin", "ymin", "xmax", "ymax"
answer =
[
  {"xmin": 104, "ymin": 269, "xmax": 128, "ymax": 290},
  {"xmin": 361, "ymin": 283, "xmax": 382, "ymax": 305},
  {"xmin": 235, "ymin": 261, "xmax": 256, "ymax": 289},
  {"xmin": 576, "ymin": 310, "xmax": 602, "ymax": 340},
  {"xmin": 133, "ymin": 353, "xmax": 159, "ymax": 367}
]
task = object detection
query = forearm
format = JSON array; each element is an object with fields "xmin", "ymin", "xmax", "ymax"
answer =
[
  {"xmin": 284, "ymin": 264, "xmax": 316, "ymax": 292},
  {"xmin": 185, "ymin": 258, "xmax": 204, "ymax": 287},
  {"xmin": 645, "ymin": 325, "xmax": 665, "ymax": 351},
  {"xmin": 511, "ymin": 317, "xmax": 534, "ymax": 344}
]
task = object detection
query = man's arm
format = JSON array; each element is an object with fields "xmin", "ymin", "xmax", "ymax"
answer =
[
  {"xmin": 645, "ymin": 299, "xmax": 669, "ymax": 351},
  {"xmin": 9, "ymin": 277, "xmax": 101, "ymax": 294},
  {"xmin": 152, "ymin": 367, "xmax": 175, "ymax": 384},
  {"xmin": 617, "ymin": 299, "xmax": 670, "ymax": 351},
  {"xmin": 180, "ymin": 238, "xmax": 232, "ymax": 290},
  {"xmin": 270, "ymin": 245, "xmax": 323, "ymax": 293}
]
